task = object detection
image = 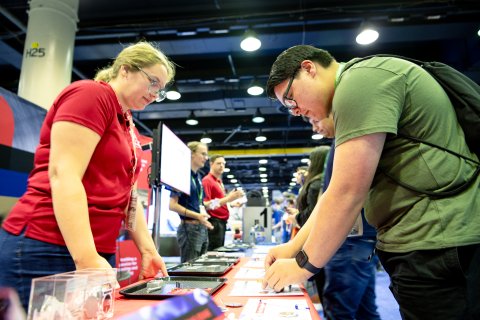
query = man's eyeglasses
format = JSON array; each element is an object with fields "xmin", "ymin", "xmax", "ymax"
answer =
[
  {"xmin": 282, "ymin": 68, "xmax": 300, "ymax": 113},
  {"xmin": 137, "ymin": 67, "xmax": 167, "ymax": 102}
]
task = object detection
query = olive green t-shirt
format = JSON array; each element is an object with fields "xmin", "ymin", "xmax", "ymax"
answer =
[{"xmin": 333, "ymin": 56, "xmax": 480, "ymax": 253}]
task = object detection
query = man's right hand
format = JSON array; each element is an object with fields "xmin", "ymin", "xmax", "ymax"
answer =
[
  {"xmin": 198, "ymin": 212, "xmax": 214, "ymax": 229},
  {"xmin": 228, "ymin": 189, "xmax": 245, "ymax": 202}
]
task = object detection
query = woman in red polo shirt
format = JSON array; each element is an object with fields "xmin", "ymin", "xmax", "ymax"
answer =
[{"xmin": 0, "ymin": 41, "xmax": 176, "ymax": 311}]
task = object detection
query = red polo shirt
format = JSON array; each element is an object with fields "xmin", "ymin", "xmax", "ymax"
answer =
[
  {"xmin": 3, "ymin": 80, "xmax": 141, "ymax": 253},
  {"xmin": 202, "ymin": 172, "xmax": 229, "ymax": 220}
]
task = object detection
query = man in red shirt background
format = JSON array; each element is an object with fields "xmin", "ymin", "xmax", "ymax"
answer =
[{"xmin": 202, "ymin": 154, "xmax": 244, "ymax": 250}]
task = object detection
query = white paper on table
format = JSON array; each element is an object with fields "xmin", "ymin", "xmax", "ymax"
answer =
[
  {"xmin": 243, "ymin": 260, "xmax": 265, "ymax": 268},
  {"xmin": 224, "ymin": 252, "xmax": 246, "ymax": 258},
  {"xmin": 250, "ymin": 253, "xmax": 266, "ymax": 260},
  {"xmin": 234, "ymin": 268, "xmax": 265, "ymax": 279},
  {"xmin": 228, "ymin": 280, "xmax": 303, "ymax": 297},
  {"xmin": 239, "ymin": 298, "xmax": 312, "ymax": 320},
  {"xmin": 252, "ymin": 245, "xmax": 275, "ymax": 254}
]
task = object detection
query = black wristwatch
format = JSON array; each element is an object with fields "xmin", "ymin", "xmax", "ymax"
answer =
[{"xmin": 295, "ymin": 249, "xmax": 322, "ymax": 274}]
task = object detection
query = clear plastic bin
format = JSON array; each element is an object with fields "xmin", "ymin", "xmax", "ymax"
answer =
[{"xmin": 28, "ymin": 268, "xmax": 117, "ymax": 320}]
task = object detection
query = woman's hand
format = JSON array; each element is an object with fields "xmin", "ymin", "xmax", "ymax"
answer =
[{"xmin": 138, "ymin": 250, "xmax": 169, "ymax": 280}]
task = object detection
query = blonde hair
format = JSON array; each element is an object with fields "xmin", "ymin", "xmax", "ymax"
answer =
[
  {"xmin": 187, "ymin": 141, "xmax": 207, "ymax": 153},
  {"xmin": 94, "ymin": 41, "xmax": 175, "ymax": 83}
]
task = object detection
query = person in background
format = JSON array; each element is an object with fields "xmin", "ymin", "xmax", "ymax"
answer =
[
  {"xmin": 169, "ymin": 141, "xmax": 213, "ymax": 262},
  {"xmin": 285, "ymin": 145, "xmax": 330, "ymax": 305},
  {"xmin": 271, "ymin": 197, "xmax": 285, "ymax": 243},
  {"xmin": 262, "ymin": 45, "xmax": 479, "ymax": 319},
  {"xmin": 202, "ymin": 154, "xmax": 244, "ymax": 250},
  {"xmin": 0, "ymin": 41, "xmax": 175, "ymax": 310},
  {"xmin": 287, "ymin": 166, "xmax": 308, "ymax": 239},
  {"xmin": 310, "ymin": 116, "xmax": 380, "ymax": 320},
  {"xmin": 281, "ymin": 197, "xmax": 296, "ymax": 243},
  {"xmin": 295, "ymin": 166, "xmax": 309, "ymax": 189}
]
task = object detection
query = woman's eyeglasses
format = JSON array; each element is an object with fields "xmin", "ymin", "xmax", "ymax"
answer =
[{"xmin": 137, "ymin": 67, "xmax": 167, "ymax": 102}]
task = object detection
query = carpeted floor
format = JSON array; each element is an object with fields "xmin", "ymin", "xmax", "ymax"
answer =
[
  {"xmin": 375, "ymin": 270, "xmax": 401, "ymax": 320},
  {"xmin": 314, "ymin": 269, "xmax": 402, "ymax": 320}
]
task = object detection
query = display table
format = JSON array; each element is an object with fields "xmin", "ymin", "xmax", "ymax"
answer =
[{"xmin": 113, "ymin": 257, "xmax": 321, "ymax": 319}]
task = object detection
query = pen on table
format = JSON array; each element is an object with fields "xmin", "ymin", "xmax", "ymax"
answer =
[
  {"xmin": 255, "ymin": 299, "xmax": 264, "ymax": 313},
  {"xmin": 294, "ymin": 303, "xmax": 310, "ymax": 310}
]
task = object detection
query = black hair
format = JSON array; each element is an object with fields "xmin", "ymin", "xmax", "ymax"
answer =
[{"xmin": 266, "ymin": 45, "xmax": 335, "ymax": 99}]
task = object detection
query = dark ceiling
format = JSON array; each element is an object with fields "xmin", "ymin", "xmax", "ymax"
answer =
[{"xmin": 1, "ymin": 0, "xmax": 480, "ymax": 195}]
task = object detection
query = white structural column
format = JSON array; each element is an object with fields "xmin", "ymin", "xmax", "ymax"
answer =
[{"xmin": 18, "ymin": 0, "xmax": 79, "ymax": 110}]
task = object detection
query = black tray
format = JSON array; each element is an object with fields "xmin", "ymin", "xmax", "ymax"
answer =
[
  {"xmin": 193, "ymin": 256, "xmax": 240, "ymax": 264},
  {"xmin": 214, "ymin": 243, "xmax": 252, "ymax": 252},
  {"xmin": 119, "ymin": 276, "xmax": 227, "ymax": 299},
  {"xmin": 167, "ymin": 262, "xmax": 233, "ymax": 276}
]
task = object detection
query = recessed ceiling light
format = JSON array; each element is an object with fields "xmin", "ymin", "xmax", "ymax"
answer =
[
  {"xmin": 255, "ymin": 135, "xmax": 267, "ymax": 142},
  {"xmin": 200, "ymin": 136, "xmax": 212, "ymax": 144},
  {"xmin": 247, "ymin": 85, "xmax": 264, "ymax": 96},
  {"xmin": 356, "ymin": 28, "xmax": 379, "ymax": 45}
]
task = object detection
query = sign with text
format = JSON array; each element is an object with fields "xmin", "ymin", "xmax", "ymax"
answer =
[{"xmin": 116, "ymin": 240, "xmax": 141, "ymax": 287}]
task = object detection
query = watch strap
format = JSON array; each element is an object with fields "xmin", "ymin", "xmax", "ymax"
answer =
[{"xmin": 303, "ymin": 260, "xmax": 322, "ymax": 274}]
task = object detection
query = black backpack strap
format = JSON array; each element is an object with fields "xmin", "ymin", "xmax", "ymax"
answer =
[
  {"xmin": 398, "ymin": 133, "xmax": 480, "ymax": 165},
  {"xmin": 383, "ymin": 133, "xmax": 480, "ymax": 198}
]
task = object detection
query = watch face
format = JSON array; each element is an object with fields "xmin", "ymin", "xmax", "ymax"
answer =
[{"xmin": 295, "ymin": 250, "xmax": 308, "ymax": 267}]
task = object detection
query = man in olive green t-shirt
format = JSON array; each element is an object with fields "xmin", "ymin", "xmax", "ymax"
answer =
[{"xmin": 261, "ymin": 45, "xmax": 479, "ymax": 319}]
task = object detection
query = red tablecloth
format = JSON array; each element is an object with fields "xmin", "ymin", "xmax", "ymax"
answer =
[{"xmin": 114, "ymin": 257, "xmax": 321, "ymax": 319}]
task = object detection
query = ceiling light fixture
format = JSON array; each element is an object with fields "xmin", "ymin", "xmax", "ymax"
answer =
[
  {"xmin": 312, "ymin": 133, "xmax": 323, "ymax": 140},
  {"xmin": 200, "ymin": 132, "xmax": 212, "ymax": 144},
  {"xmin": 247, "ymin": 80, "xmax": 264, "ymax": 96},
  {"xmin": 252, "ymin": 108, "xmax": 265, "ymax": 123},
  {"xmin": 240, "ymin": 29, "xmax": 261, "ymax": 52},
  {"xmin": 185, "ymin": 111, "xmax": 198, "ymax": 126},
  {"xmin": 259, "ymin": 159, "xmax": 268, "ymax": 164},
  {"xmin": 356, "ymin": 26, "xmax": 379, "ymax": 45},
  {"xmin": 166, "ymin": 84, "xmax": 181, "ymax": 100},
  {"xmin": 255, "ymin": 130, "xmax": 267, "ymax": 142}
]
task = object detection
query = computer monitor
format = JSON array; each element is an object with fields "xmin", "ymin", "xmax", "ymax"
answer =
[{"xmin": 150, "ymin": 122, "xmax": 191, "ymax": 195}]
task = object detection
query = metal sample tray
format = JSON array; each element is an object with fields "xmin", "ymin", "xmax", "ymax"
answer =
[
  {"xmin": 167, "ymin": 262, "xmax": 233, "ymax": 276},
  {"xmin": 119, "ymin": 276, "xmax": 227, "ymax": 299}
]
